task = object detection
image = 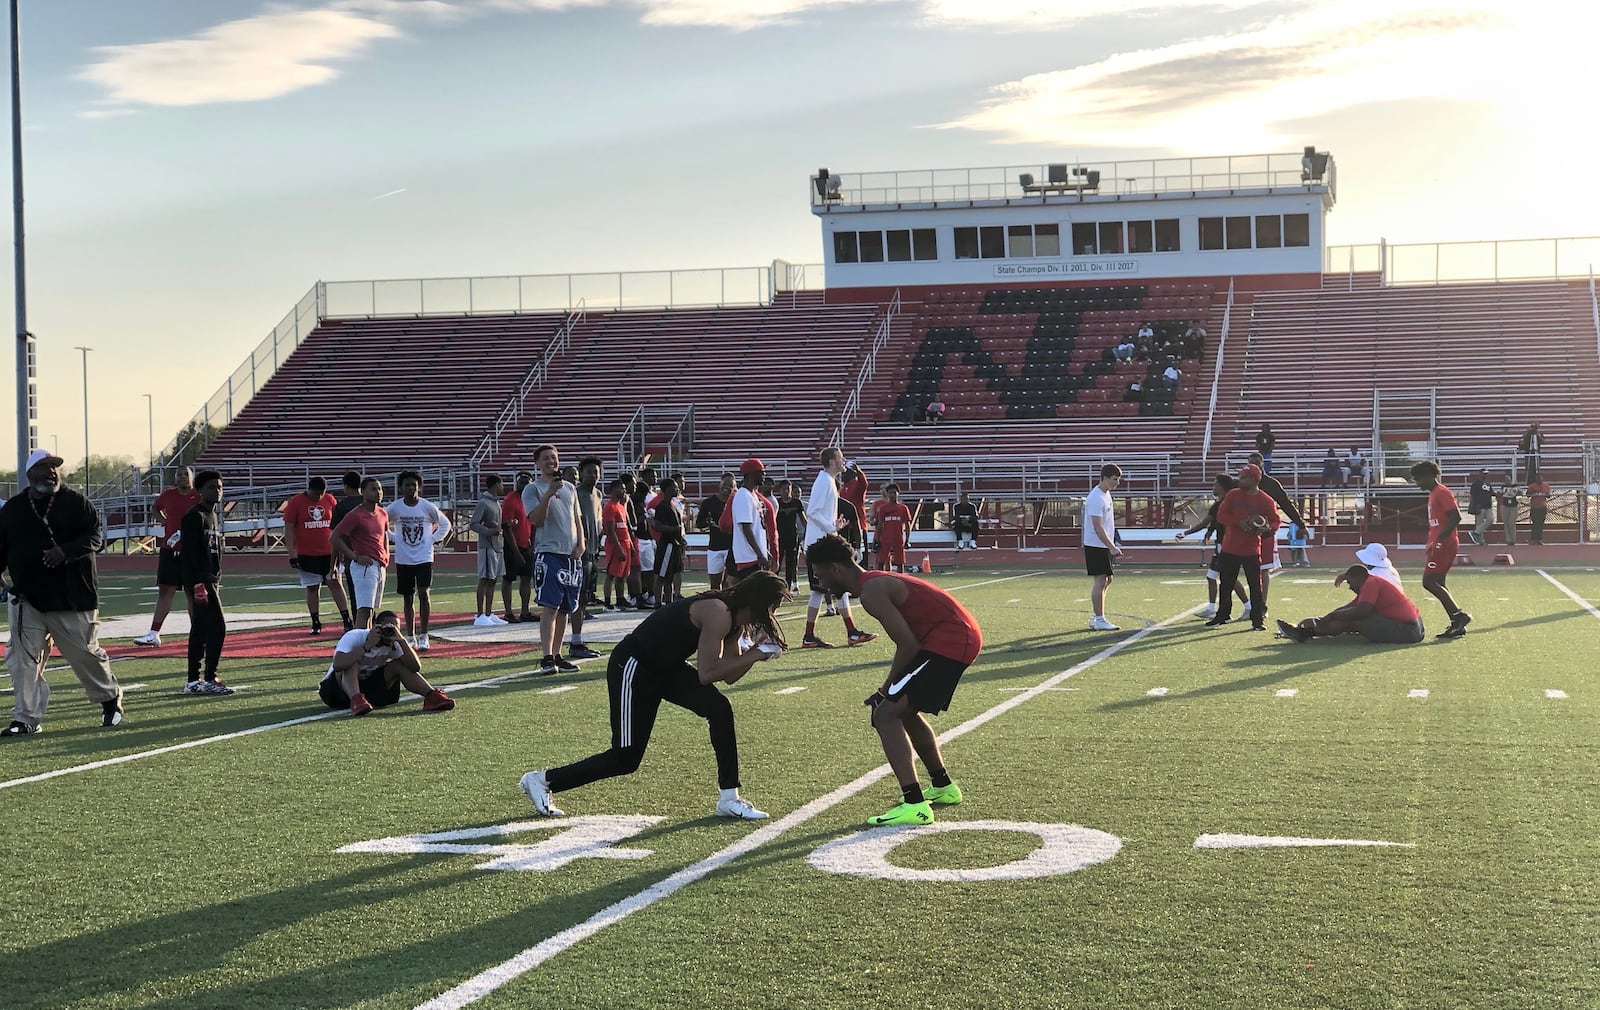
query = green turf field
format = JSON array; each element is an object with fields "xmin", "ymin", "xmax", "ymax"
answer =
[{"xmin": 3, "ymin": 565, "xmax": 1599, "ymax": 1009}]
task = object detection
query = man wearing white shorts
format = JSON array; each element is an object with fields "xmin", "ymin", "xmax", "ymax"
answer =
[{"xmin": 331, "ymin": 476, "xmax": 390, "ymax": 629}]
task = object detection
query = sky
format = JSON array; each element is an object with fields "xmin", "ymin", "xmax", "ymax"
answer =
[{"xmin": 2, "ymin": 0, "xmax": 1596, "ymax": 468}]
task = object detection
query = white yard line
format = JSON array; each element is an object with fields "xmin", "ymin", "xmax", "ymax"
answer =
[
  {"xmin": 1545, "ymin": 689, "xmax": 1568, "ymax": 700},
  {"xmin": 1408, "ymin": 689, "xmax": 1429, "ymax": 699},
  {"xmin": 945, "ymin": 571, "xmax": 1046, "ymax": 592},
  {"xmin": 1275, "ymin": 689, "xmax": 1298, "ymax": 698},
  {"xmin": 773, "ymin": 686, "xmax": 808, "ymax": 695},
  {"xmin": 0, "ymin": 667, "xmax": 551, "ymax": 792},
  {"xmin": 415, "ymin": 603, "xmax": 1204, "ymax": 1010},
  {"xmin": 1536, "ymin": 569, "xmax": 1600, "ymax": 622}
]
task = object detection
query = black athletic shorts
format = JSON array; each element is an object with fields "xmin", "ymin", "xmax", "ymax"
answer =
[
  {"xmin": 502, "ymin": 546, "xmax": 534, "ymax": 581},
  {"xmin": 298, "ymin": 554, "xmax": 334, "ymax": 580},
  {"xmin": 396, "ymin": 563, "xmax": 434, "ymax": 596},
  {"xmin": 654, "ymin": 541, "xmax": 685, "ymax": 580},
  {"xmin": 1083, "ymin": 546, "xmax": 1113, "ymax": 577},
  {"xmin": 883, "ymin": 650, "xmax": 969, "ymax": 715},
  {"xmin": 806, "ymin": 559, "xmax": 827, "ymax": 595},
  {"xmin": 319, "ymin": 668, "xmax": 403, "ymax": 710},
  {"xmin": 156, "ymin": 548, "xmax": 183, "ymax": 588}
]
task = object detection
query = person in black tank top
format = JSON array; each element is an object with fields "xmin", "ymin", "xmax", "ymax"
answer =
[{"xmin": 519, "ymin": 572, "xmax": 790, "ymax": 821}]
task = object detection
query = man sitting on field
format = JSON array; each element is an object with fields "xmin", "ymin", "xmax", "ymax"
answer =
[
  {"xmin": 1275, "ymin": 565, "xmax": 1425, "ymax": 645},
  {"xmin": 318, "ymin": 609, "xmax": 456, "ymax": 716}
]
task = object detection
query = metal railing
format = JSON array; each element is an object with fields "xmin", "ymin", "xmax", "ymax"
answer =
[
  {"xmin": 618, "ymin": 405, "xmax": 697, "ymax": 474},
  {"xmin": 1590, "ymin": 268, "xmax": 1598, "ymax": 364},
  {"xmin": 811, "ymin": 151, "xmax": 1334, "ymax": 210},
  {"xmin": 830, "ymin": 290, "xmax": 901, "ymax": 449},
  {"xmin": 1325, "ymin": 236, "xmax": 1600, "ymax": 286},
  {"xmin": 467, "ymin": 302, "xmax": 586, "ymax": 471},
  {"xmin": 1199, "ymin": 278, "xmax": 1235, "ymax": 473}
]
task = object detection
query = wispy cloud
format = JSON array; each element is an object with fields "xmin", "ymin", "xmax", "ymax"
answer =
[
  {"xmin": 920, "ymin": 0, "xmax": 1260, "ymax": 28},
  {"xmin": 483, "ymin": 0, "xmax": 887, "ymax": 30},
  {"xmin": 370, "ymin": 187, "xmax": 409, "ymax": 200}
]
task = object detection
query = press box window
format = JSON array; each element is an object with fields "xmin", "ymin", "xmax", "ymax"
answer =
[
  {"xmin": 979, "ymin": 226, "xmax": 1006, "ymax": 259},
  {"xmin": 1199, "ymin": 217, "xmax": 1224, "ymax": 251},
  {"xmin": 1255, "ymin": 215, "xmax": 1282, "ymax": 249},
  {"xmin": 1098, "ymin": 222, "xmax": 1124, "ymax": 255},
  {"xmin": 954, "ymin": 227, "xmax": 980, "ymax": 260},
  {"xmin": 833, "ymin": 231, "xmax": 859, "ymax": 264},
  {"xmin": 1154, "ymin": 219, "xmax": 1180, "ymax": 252},
  {"xmin": 857, "ymin": 231, "xmax": 885, "ymax": 263},
  {"xmin": 1072, "ymin": 222, "xmax": 1098, "ymax": 255},
  {"xmin": 1008, "ymin": 225, "xmax": 1035, "ymax": 258},
  {"xmin": 1284, "ymin": 214, "xmax": 1310, "ymax": 247},
  {"xmin": 1225, "ymin": 216, "xmax": 1252, "ymax": 250},
  {"xmin": 912, "ymin": 228, "xmax": 938, "ymax": 260},
  {"xmin": 1128, "ymin": 220, "xmax": 1154, "ymax": 254},
  {"xmin": 886, "ymin": 230, "xmax": 913, "ymax": 262},
  {"xmin": 1035, "ymin": 223, "xmax": 1061, "ymax": 257}
]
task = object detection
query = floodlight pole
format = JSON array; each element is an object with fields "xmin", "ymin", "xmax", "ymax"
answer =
[
  {"xmin": 10, "ymin": 0, "xmax": 35, "ymax": 485},
  {"xmin": 74, "ymin": 345, "xmax": 90, "ymax": 480}
]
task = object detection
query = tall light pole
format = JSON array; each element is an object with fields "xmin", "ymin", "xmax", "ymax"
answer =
[
  {"xmin": 73, "ymin": 344, "xmax": 90, "ymax": 483},
  {"xmin": 142, "ymin": 392, "xmax": 153, "ymax": 489},
  {"xmin": 11, "ymin": 0, "xmax": 38, "ymax": 482}
]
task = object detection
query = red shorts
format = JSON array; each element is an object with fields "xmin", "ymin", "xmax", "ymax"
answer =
[
  {"xmin": 1425, "ymin": 538, "xmax": 1458, "ymax": 576},
  {"xmin": 606, "ymin": 543, "xmax": 632, "ymax": 579},
  {"xmin": 878, "ymin": 543, "xmax": 906, "ymax": 567}
]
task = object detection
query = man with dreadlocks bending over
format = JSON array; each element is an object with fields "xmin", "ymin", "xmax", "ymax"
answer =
[{"xmin": 519, "ymin": 571, "xmax": 791, "ymax": 820}]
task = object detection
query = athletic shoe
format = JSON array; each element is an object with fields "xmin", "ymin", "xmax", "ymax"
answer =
[
  {"xmin": 1197, "ymin": 603, "xmax": 1217, "ymax": 618},
  {"xmin": 519, "ymin": 769, "xmax": 564, "ymax": 817},
  {"xmin": 415, "ymin": 634, "xmax": 430, "ymax": 651},
  {"xmin": 789, "ymin": 583, "xmax": 799, "ymax": 593},
  {"xmin": 488, "ymin": 614, "xmax": 510, "ymax": 626},
  {"xmin": 472, "ymin": 615, "xmax": 496, "ymax": 627},
  {"xmin": 1088, "ymin": 616, "xmax": 1121, "ymax": 631},
  {"xmin": 924, "ymin": 782, "xmax": 963, "ymax": 806},
  {"xmin": 554, "ymin": 657, "xmax": 580, "ymax": 673},
  {"xmin": 349, "ymin": 692, "xmax": 374, "ymax": 717},
  {"xmin": 867, "ymin": 800, "xmax": 934, "ymax": 826},
  {"xmin": 520, "ymin": 612, "xmax": 538, "ymax": 623},
  {"xmin": 568, "ymin": 644, "xmax": 601, "ymax": 660},
  {"xmin": 503, "ymin": 612, "xmax": 521, "ymax": 624},
  {"xmin": 823, "ymin": 607, "xmax": 839, "ymax": 617},
  {"xmin": 421, "ymin": 689, "xmax": 455, "ymax": 712},
  {"xmin": 846, "ymin": 630, "xmax": 879, "ymax": 645},
  {"xmin": 801, "ymin": 635, "xmax": 834, "ymax": 649},
  {"xmin": 1276, "ymin": 619, "xmax": 1309, "ymax": 643},
  {"xmin": 715, "ymin": 795, "xmax": 769, "ymax": 820},
  {"xmin": 308, "ymin": 622, "xmax": 322, "ymax": 637},
  {"xmin": 1, "ymin": 720, "xmax": 38, "ymax": 737},
  {"xmin": 1437, "ymin": 611, "xmax": 1472, "ymax": 640},
  {"xmin": 1203, "ymin": 616, "xmax": 1229, "ymax": 627},
  {"xmin": 181, "ymin": 680, "xmax": 208, "ymax": 695},
  {"xmin": 101, "ymin": 700, "xmax": 123, "ymax": 727},
  {"xmin": 538, "ymin": 655, "xmax": 558, "ymax": 676},
  {"xmin": 200, "ymin": 679, "xmax": 235, "ymax": 695},
  {"xmin": 1250, "ymin": 623, "xmax": 1266, "ymax": 632},
  {"xmin": 132, "ymin": 630, "xmax": 161, "ymax": 647}
]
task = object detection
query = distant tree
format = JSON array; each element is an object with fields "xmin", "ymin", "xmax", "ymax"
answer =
[
  {"xmin": 167, "ymin": 419, "xmax": 222, "ymax": 469},
  {"xmin": 68, "ymin": 455, "xmax": 138, "ymax": 492}
]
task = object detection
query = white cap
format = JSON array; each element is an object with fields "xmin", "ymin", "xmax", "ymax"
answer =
[
  {"xmin": 1355, "ymin": 543, "xmax": 1389, "ymax": 567},
  {"xmin": 24, "ymin": 448, "xmax": 64, "ymax": 474}
]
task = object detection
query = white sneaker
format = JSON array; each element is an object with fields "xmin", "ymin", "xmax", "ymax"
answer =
[
  {"xmin": 415, "ymin": 634, "xmax": 430, "ymax": 651},
  {"xmin": 1198, "ymin": 603, "xmax": 1217, "ymax": 618},
  {"xmin": 519, "ymin": 770, "xmax": 564, "ymax": 817},
  {"xmin": 133, "ymin": 630, "xmax": 161, "ymax": 647},
  {"xmin": 472, "ymin": 614, "xmax": 495, "ymax": 627},
  {"xmin": 488, "ymin": 614, "xmax": 510, "ymax": 626},
  {"xmin": 715, "ymin": 795, "xmax": 769, "ymax": 820},
  {"xmin": 1088, "ymin": 616, "xmax": 1121, "ymax": 631}
]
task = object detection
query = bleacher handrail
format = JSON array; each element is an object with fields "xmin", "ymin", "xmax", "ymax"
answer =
[
  {"xmin": 1199, "ymin": 278, "xmax": 1235, "ymax": 473},
  {"xmin": 1589, "ymin": 267, "xmax": 1598, "ymax": 363},
  {"xmin": 467, "ymin": 301, "xmax": 586, "ymax": 471},
  {"xmin": 1325, "ymin": 236, "xmax": 1600, "ymax": 286},
  {"xmin": 830, "ymin": 290, "xmax": 901, "ymax": 449}
]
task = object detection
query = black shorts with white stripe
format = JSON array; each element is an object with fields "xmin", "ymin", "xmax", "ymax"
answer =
[
  {"xmin": 654, "ymin": 540, "xmax": 684, "ymax": 580},
  {"xmin": 883, "ymin": 649, "xmax": 970, "ymax": 715}
]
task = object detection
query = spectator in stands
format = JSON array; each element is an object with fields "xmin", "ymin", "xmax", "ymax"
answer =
[
  {"xmin": 926, "ymin": 400, "xmax": 946, "ymax": 424},
  {"xmin": 470, "ymin": 474, "xmax": 507, "ymax": 627},
  {"xmin": 696, "ymin": 472, "xmax": 736, "ymax": 592},
  {"xmin": 1113, "ymin": 339, "xmax": 1135, "ymax": 362},
  {"xmin": 1254, "ymin": 424, "xmax": 1277, "ymax": 473},
  {"xmin": 569, "ymin": 457, "xmax": 604, "ymax": 661},
  {"xmin": 1320, "ymin": 450, "xmax": 1342, "ymax": 489},
  {"xmin": 1161, "ymin": 359, "xmax": 1181, "ymax": 390},
  {"xmin": 134, "ymin": 466, "xmax": 199, "ymax": 648},
  {"xmin": 1497, "ymin": 479, "xmax": 1522, "ymax": 547},
  {"xmin": 331, "ymin": 470, "xmax": 364, "ymax": 614},
  {"xmin": 1134, "ymin": 337, "xmax": 1153, "ymax": 362},
  {"xmin": 0, "ymin": 448, "xmax": 125, "ymax": 736},
  {"xmin": 386, "ymin": 470, "xmax": 448, "ymax": 650},
  {"xmin": 775, "ymin": 479, "xmax": 805, "ymax": 592},
  {"xmin": 1468, "ymin": 468, "xmax": 1494, "ymax": 545},
  {"xmin": 1519, "ymin": 422, "xmax": 1543, "ymax": 475},
  {"xmin": 282, "ymin": 475, "xmax": 353, "ymax": 636},
  {"xmin": 1527, "ymin": 471, "xmax": 1551, "ymax": 546},
  {"xmin": 317, "ymin": 610, "xmax": 454, "ymax": 717},
  {"xmin": 1124, "ymin": 379, "xmax": 1143, "ymax": 403},
  {"xmin": 950, "ymin": 491, "xmax": 980, "ymax": 550},
  {"xmin": 1276, "ymin": 566, "xmax": 1425, "ymax": 645},
  {"xmin": 1346, "ymin": 447, "xmax": 1366, "ymax": 485},
  {"xmin": 1137, "ymin": 322, "xmax": 1154, "ymax": 343},
  {"xmin": 527, "ymin": 444, "xmax": 585, "ymax": 675},
  {"xmin": 181, "ymin": 470, "xmax": 233, "ymax": 694},
  {"xmin": 333, "ymin": 476, "xmax": 391, "ymax": 631}
]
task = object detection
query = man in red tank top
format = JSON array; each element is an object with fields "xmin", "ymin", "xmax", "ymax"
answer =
[{"xmin": 806, "ymin": 532, "xmax": 983, "ymax": 828}]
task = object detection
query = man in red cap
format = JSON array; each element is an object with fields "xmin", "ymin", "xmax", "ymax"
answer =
[
  {"xmin": 729, "ymin": 458, "xmax": 772, "ymax": 582},
  {"xmin": 1206, "ymin": 463, "xmax": 1280, "ymax": 631}
]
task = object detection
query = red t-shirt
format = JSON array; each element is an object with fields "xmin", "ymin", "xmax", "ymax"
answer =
[
  {"xmin": 334, "ymin": 505, "xmax": 390, "ymax": 567},
  {"xmin": 1357, "ymin": 576, "xmax": 1420, "ymax": 624},
  {"xmin": 1216, "ymin": 488, "xmax": 1281, "ymax": 556},
  {"xmin": 501, "ymin": 490, "xmax": 532, "ymax": 550},
  {"xmin": 873, "ymin": 500, "xmax": 913, "ymax": 549},
  {"xmin": 841, "ymin": 474, "xmax": 868, "ymax": 532},
  {"xmin": 155, "ymin": 487, "xmax": 202, "ymax": 544},
  {"xmin": 862, "ymin": 570, "xmax": 982, "ymax": 664},
  {"xmin": 602, "ymin": 500, "xmax": 633, "ymax": 552},
  {"xmin": 1427, "ymin": 484, "xmax": 1460, "ymax": 547},
  {"xmin": 757, "ymin": 492, "xmax": 780, "ymax": 560},
  {"xmin": 282, "ymin": 491, "xmax": 337, "ymax": 557},
  {"xmin": 1526, "ymin": 481, "xmax": 1550, "ymax": 509}
]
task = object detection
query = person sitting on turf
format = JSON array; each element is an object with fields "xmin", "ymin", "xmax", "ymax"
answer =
[
  {"xmin": 317, "ymin": 609, "xmax": 456, "ymax": 716},
  {"xmin": 1276, "ymin": 565, "xmax": 1425, "ymax": 645}
]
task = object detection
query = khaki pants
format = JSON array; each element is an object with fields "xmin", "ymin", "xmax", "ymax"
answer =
[{"xmin": 6, "ymin": 602, "xmax": 121, "ymax": 729}]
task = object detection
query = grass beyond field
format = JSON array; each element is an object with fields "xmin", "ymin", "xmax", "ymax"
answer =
[{"xmin": 3, "ymin": 564, "xmax": 1599, "ymax": 1009}]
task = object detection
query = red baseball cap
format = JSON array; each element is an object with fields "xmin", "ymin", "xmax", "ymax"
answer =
[
  {"xmin": 740, "ymin": 457, "xmax": 766, "ymax": 476},
  {"xmin": 1236, "ymin": 463, "xmax": 1263, "ymax": 480}
]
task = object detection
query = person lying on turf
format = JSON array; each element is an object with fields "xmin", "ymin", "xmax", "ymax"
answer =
[
  {"xmin": 1276, "ymin": 565, "xmax": 1425, "ymax": 645},
  {"xmin": 317, "ymin": 609, "xmax": 456, "ymax": 716}
]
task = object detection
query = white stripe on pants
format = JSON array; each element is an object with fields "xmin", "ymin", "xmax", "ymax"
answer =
[
  {"xmin": 619, "ymin": 656, "xmax": 637, "ymax": 748},
  {"xmin": 6, "ymin": 602, "xmax": 121, "ymax": 727}
]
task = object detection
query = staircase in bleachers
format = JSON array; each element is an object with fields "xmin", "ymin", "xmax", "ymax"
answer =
[{"xmin": 1212, "ymin": 279, "xmax": 1600, "ymax": 484}]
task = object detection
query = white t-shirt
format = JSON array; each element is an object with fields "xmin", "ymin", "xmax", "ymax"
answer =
[
  {"xmin": 803, "ymin": 470, "xmax": 839, "ymax": 546},
  {"xmin": 1083, "ymin": 486, "xmax": 1115, "ymax": 549},
  {"xmin": 1369, "ymin": 563, "xmax": 1403, "ymax": 588},
  {"xmin": 732, "ymin": 486, "xmax": 769, "ymax": 564},
  {"xmin": 385, "ymin": 497, "xmax": 446, "ymax": 567},
  {"xmin": 323, "ymin": 628, "xmax": 404, "ymax": 679}
]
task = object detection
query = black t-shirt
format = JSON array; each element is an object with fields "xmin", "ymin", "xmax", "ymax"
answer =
[
  {"xmin": 0, "ymin": 487, "xmax": 103, "ymax": 612},
  {"xmin": 331, "ymin": 494, "xmax": 363, "ymax": 530},
  {"xmin": 1256, "ymin": 432, "xmax": 1276, "ymax": 453},
  {"xmin": 697, "ymin": 495, "xmax": 732, "ymax": 550},
  {"xmin": 623, "ymin": 594, "xmax": 708, "ymax": 667},
  {"xmin": 837, "ymin": 499, "xmax": 862, "ymax": 549},
  {"xmin": 1257, "ymin": 474, "xmax": 1304, "ymax": 527},
  {"xmin": 776, "ymin": 498, "xmax": 805, "ymax": 545}
]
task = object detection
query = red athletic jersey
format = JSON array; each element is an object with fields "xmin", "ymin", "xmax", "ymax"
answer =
[
  {"xmin": 282, "ymin": 491, "xmax": 337, "ymax": 556},
  {"xmin": 334, "ymin": 505, "xmax": 390, "ymax": 567},
  {"xmin": 156, "ymin": 487, "xmax": 202, "ymax": 544},
  {"xmin": 757, "ymin": 491, "xmax": 780, "ymax": 560},
  {"xmin": 1357, "ymin": 576, "xmax": 1420, "ymax": 624},
  {"xmin": 861, "ymin": 570, "xmax": 982, "ymax": 664},
  {"xmin": 841, "ymin": 474, "xmax": 868, "ymax": 532},
  {"xmin": 1216, "ymin": 488, "xmax": 1280, "ymax": 556},
  {"xmin": 873, "ymin": 501, "xmax": 912, "ymax": 549},
  {"xmin": 603, "ymin": 500, "xmax": 633, "ymax": 549},
  {"xmin": 1427, "ymin": 484, "xmax": 1460, "ymax": 546},
  {"xmin": 501, "ymin": 489, "xmax": 532, "ymax": 550}
]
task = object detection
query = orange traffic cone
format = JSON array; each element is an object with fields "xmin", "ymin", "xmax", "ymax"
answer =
[{"xmin": 920, "ymin": 554, "xmax": 932, "ymax": 574}]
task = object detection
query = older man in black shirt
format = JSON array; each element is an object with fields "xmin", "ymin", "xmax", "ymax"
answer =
[{"xmin": 0, "ymin": 449, "xmax": 123, "ymax": 736}]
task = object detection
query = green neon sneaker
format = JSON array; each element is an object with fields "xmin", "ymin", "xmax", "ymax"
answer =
[
  {"xmin": 924, "ymin": 782, "xmax": 963, "ymax": 806},
  {"xmin": 867, "ymin": 800, "xmax": 934, "ymax": 826}
]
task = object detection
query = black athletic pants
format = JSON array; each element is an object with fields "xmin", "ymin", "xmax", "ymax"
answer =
[
  {"xmin": 546, "ymin": 647, "xmax": 740, "ymax": 793},
  {"xmin": 187, "ymin": 586, "xmax": 227, "ymax": 680},
  {"xmin": 1211, "ymin": 551, "xmax": 1265, "ymax": 626},
  {"xmin": 779, "ymin": 538, "xmax": 799, "ymax": 587}
]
